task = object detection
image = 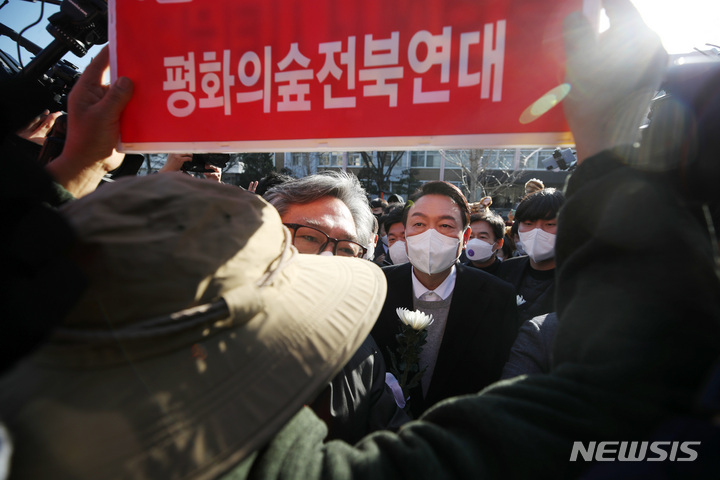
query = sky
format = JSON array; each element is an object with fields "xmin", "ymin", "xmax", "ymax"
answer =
[{"xmin": 1, "ymin": 0, "xmax": 719, "ymax": 75}]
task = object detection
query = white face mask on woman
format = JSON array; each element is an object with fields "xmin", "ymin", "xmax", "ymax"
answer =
[
  {"xmin": 465, "ymin": 238, "xmax": 495, "ymax": 263},
  {"xmin": 406, "ymin": 228, "xmax": 461, "ymax": 274},
  {"xmin": 517, "ymin": 228, "xmax": 556, "ymax": 263},
  {"xmin": 388, "ymin": 240, "xmax": 410, "ymax": 265}
]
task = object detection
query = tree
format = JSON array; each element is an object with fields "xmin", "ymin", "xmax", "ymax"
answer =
[
  {"xmin": 393, "ymin": 168, "xmax": 422, "ymax": 199},
  {"xmin": 236, "ymin": 153, "xmax": 280, "ymax": 188},
  {"xmin": 441, "ymin": 149, "xmax": 525, "ymax": 203},
  {"xmin": 357, "ymin": 151, "xmax": 406, "ymax": 196}
]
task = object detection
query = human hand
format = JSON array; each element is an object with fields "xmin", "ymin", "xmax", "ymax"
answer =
[
  {"xmin": 203, "ymin": 164, "xmax": 222, "ymax": 183},
  {"xmin": 16, "ymin": 110, "xmax": 63, "ymax": 145},
  {"xmin": 562, "ymin": 0, "xmax": 667, "ymax": 163},
  {"xmin": 248, "ymin": 180, "xmax": 258, "ymax": 193},
  {"xmin": 159, "ymin": 153, "xmax": 192, "ymax": 173},
  {"xmin": 46, "ymin": 46, "xmax": 133, "ymax": 197}
]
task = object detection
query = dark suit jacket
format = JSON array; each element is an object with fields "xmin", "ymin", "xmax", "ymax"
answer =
[
  {"xmin": 309, "ymin": 335, "xmax": 409, "ymax": 444},
  {"xmin": 371, "ymin": 262, "xmax": 519, "ymax": 416},
  {"xmin": 501, "ymin": 312, "xmax": 558, "ymax": 379}
]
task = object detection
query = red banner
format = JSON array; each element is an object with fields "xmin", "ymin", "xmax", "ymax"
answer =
[{"xmin": 110, "ymin": 0, "xmax": 591, "ymax": 152}]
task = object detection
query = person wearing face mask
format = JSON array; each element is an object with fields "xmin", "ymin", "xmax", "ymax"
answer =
[
  {"xmin": 463, "ymin": 211, "xmax": 506, "ymax": 275},
  {"xmin": 382, "ymin": 206, "xmax": 409, "ymax": 266},
  {"xmin": 371, "ymin": 181, "xmax": 519, "ymax": 417},
  {"xmin": 498, "ymin": 188, "xmax": 566, "ymax": 324}
]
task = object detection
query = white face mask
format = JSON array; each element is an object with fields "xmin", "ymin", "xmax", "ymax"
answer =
[
  {"xmin": 363, "ymin": 240, "xmax": 376, "ymax": 261},
  {"xmin": 381, "ymin": 235, "xmax": 389, "ymax": 246},
  {"xmin": 465, "ymin": 238, "xmax": 495, "ymax": 263},
  {"xmin": 406, "ymin": 228, "xmax": 461, "ymax": 274},
  {"xmin": 517, "ymin": 228, "xmax": 556, "ymax": 263},
  {"xmin": 388, "ymin": 240, "xmax": 409, "ymax": 265}
]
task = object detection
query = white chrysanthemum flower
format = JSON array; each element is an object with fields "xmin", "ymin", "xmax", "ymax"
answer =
[
  {"xmin": 516, "ymin": 295, "xmax": 526, "ymax": 306},
  {"xmin": 396, "ymin": 307, "xmax": 434, "ymax": 330}
]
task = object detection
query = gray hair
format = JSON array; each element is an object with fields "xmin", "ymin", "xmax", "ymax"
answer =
[{"xmin": 263, "ymin": 171, "xmax": 375, "ymax": 247}]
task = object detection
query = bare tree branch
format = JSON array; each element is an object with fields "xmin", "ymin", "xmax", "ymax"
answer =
[
  {"xmin": 358, "ymin": 150, "xmax": 406, "ymax": 194},
  {"xmin": 441, "ymin": 149, "xmax": 525, "ymax": 203}
]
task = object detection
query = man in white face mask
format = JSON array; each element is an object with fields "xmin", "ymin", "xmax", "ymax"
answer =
[
  {"xmin": 371, "ymin": 181, "xmax": 519, "ymax": 417},
  {"xmin": 463, "ymin": 211, "xmax": 506, "ymax": 275},
  {"xmin": 381, "ymin": 206, "xmax": 408, "ymax": 266},
  {"xmin": 497, "ymin": 188, "xmax": 565, "ymax": 324}
]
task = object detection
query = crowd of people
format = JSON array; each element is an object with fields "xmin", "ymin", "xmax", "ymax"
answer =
[{"xmin": 2, "ymin": 0, "xmax": 720, "ymax": 478}]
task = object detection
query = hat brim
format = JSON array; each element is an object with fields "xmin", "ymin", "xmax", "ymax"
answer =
[{"xmin": 0, "ymin": 252, "xmax": 386, "ymax": 479}]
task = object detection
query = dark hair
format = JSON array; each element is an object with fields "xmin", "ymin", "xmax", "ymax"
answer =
[
  {"xmin": 515, "ymin": 188, "xmax": 565, "ymax": 222},
  {"xmin": 499, "ymin": 235, "xmax": 515, "ymax": 258},
  {"xmin": 253, "ymin": 171, "xmax": 294, "ymax": 196},
  {"xmin": 402, "ymin": 181, "xmax": 470, "ymax": 228},
  {"xmin": 382, "ymin": 205, "xmax": 405, "ymax": 234},
  {"xmin": 470, "ymin": 211, "xmax": 505, "ymax": 242}
]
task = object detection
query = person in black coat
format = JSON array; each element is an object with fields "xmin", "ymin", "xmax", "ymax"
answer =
[
  {"xmin": 371, "ymin": 181, "xmax": 518, "ymax": 416},
  {"xmin": 497, "ymin": 188, "xmax": 565, "ymax": 324}
]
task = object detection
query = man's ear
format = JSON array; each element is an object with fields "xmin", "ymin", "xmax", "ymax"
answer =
[
  {"xmin": 494, "ymin": 237, "xmax": 504, "ymax": 251},
  {"xmin": 462, "ymin": 226, "xmax": 471, "ymax": 247}
]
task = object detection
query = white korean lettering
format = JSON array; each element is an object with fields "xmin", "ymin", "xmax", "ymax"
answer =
[
  {"xmin": 459, "ymin": 31, "xmax": 480, "ymax": 87},
  {"xmin": 481, "ymin": 20, "xmax": 506, "ymax": 102},
  {"xmin": 199, "ymin": 51, "xmax": 223, "ymax": 109},
  {"xmin": 317, "ymin": 36, "xmax": 357, "ymax": 109},
  {"xmin": 275, "ymin": 43, "xmax": 313, "ymax": 111},
  {"xmin": 163, "ymin": 53, "xmax": 197, "ymax": 117},
  {"xmin": 359, "ymin": 32, "xmax": 403, "ymax": 107},
  {"xmin": 408, "ymin": 27, "xmax": 451, "ymax": 104}
]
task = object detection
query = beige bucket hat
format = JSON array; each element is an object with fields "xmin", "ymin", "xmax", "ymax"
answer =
[{"xmin": 0, "ymin": 173, "xmax": 386, "ymax": 479}]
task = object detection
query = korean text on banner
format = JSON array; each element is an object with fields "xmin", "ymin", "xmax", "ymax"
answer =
[{"xmin": 110, "ymin": 0, "xmax": 587, "ymax": 152}]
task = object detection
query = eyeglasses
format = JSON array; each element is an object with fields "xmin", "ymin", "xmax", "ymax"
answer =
[{"xmin": 283, "ymin": 223, "xmax": 367, "ymax": 258}]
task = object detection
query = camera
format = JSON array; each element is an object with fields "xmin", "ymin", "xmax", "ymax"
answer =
[
  {"xmin": 181, "ymin": 153, "xmax": 235, "ymax": 173},
  {"xmin": 1, "ymin": 0, "xmax": 108, "ymax": 134},
  {"xmin": 541, "ymin": 148, "xmax": 577, "ymax": 171}
]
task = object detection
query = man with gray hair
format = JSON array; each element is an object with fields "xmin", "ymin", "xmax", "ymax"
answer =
[
  {"xmin": 263, "ymin": 170, "xmax": 376, "ymax": 256},
  {"xmin": 263, "ymin": 170, "xmax": 407, "ymax": 442}
]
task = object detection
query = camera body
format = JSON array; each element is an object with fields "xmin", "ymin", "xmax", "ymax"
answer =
[
  {"xmin": 1, "ymin": 0, "xmax": 107, "ymax": 134},
  {"xmin": 181, "ymin": 154, "xmax": 234, "ymax": 173},
  {"xmin": 541, "ymin": 148, "xmax": 576, "ymax": 171}
]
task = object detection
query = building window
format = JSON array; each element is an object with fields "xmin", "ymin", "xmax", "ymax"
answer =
[
  {"xmin": 315, "ymin": 152, "xmax": 366, "ymax": 168},
  {"xmin": 348, "ymin": 152, "xmax": 363, "ymax": 167},
  {"xmin": 289, "ymin": 153, "xmax": 310, "ymax": 166},
  {"xmin": 410, "ymin": 150, "xmax": 442, "ymax": 168}
]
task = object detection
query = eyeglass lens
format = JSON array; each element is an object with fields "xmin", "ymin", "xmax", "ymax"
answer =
[{"xmin": 292, "ymin": 225, "xmax": 364, "ymax": 257}]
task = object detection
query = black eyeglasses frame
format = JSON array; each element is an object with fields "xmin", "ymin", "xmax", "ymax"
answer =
[{"xmin": 283, "ymin": 223, "xmax": 368, "ymax": 258}]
